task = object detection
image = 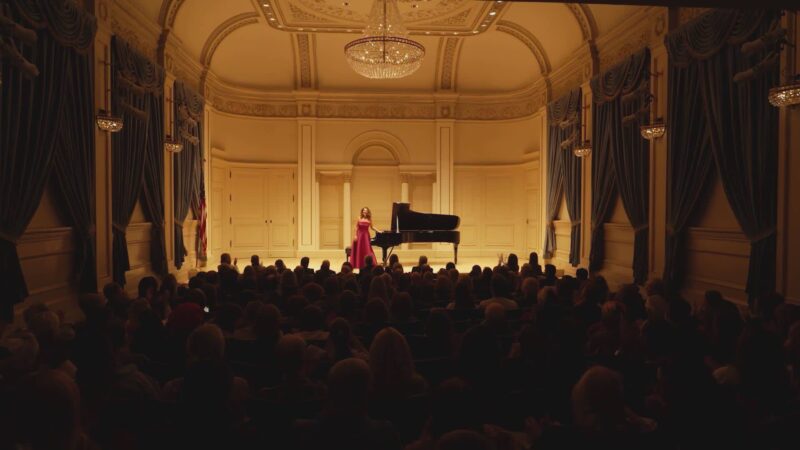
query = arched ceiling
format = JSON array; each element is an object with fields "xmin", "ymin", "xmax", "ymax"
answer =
[{"xmin": 138, "ymin": 0, "xmax": 644, "ymax": 95}]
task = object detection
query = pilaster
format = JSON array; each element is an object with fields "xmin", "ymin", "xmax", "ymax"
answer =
[
  {"xmin": 93, "ymin": 5, "xmax": 113, "ymax": 288},
  {"xmin": 649, "ymin": 42, "xmax": 669, "ymax": 281}
]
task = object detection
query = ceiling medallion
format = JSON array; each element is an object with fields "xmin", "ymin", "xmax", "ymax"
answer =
[{"xmin": 344, "ymin": 0, "xmax": 425, "ymax": 79}]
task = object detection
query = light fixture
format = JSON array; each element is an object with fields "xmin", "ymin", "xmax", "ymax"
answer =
[
  {"xmin": 164, "ymin": 135, "xmax": 183, "ymax": 153},
  {"xmin": 344, "ymin": 0, "xmax": 425, "ymax": 79},
  {"xmin": 164, "ymin": 92, "xmax": 183, "ymax": 153},
  {"xmin": 640, "ymin": 120, "xmax": 666, "ymax": 140},
  {"xmin": 96, "ymin": 109, "xmax": 124, "ymax": 133},
  {"xmin": 769, "ymin": 76, "xmax": 800, "ymax": 108},
  {"xmin": 573, "ymin": 102, "xmax": 592, "ymax": 158},
  {"xmin": 641, "ymin": 63, "xmax": 665, "ymax": 140},
  {"xmin": 96, "ymin": 57, "xmax": 123, "ymax": 133}
]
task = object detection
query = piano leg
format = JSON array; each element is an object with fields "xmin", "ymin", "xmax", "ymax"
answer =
[
  {"xmin": 381, "ymin": 247, "xmax": 388, "ymax": 266},
  {"xmin": 454, "ymin": 244, "xmax": 458, "ymax": 265}
]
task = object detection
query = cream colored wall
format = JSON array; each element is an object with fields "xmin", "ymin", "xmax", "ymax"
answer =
[
  {"xmin": 209, "ymin": 110, "xmax": 297, "ymax": 163},
  {"xmin": 317, "ymin": 120, "xmax": 436, "ymax": 165},
  {"xmin": 454, "ymin": 117, "xmax": 541, "ymax": 164}
]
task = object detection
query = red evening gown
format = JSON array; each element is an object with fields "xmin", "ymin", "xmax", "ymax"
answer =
[{"xmin": 350, "ymin": 219, "xmax": 376, "ymax": 269}]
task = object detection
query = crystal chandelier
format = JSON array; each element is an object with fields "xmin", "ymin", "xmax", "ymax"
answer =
[
  {"xmin": 640, "ymin": 119, "xmax": 666, "ymax": 140},
  {"xmin": 164, "ymin": 135, "xmax": 183, "ymax": 153},
  {"xmin": 96, "ymin": 109, "xmax": 124, "ymax": 133},
  {"xmin": 344, "ymin": 0, "xmax": 425, "ymax": 79},
  {"xmin": 769, "ymin": 76, "xmax": 800, "ymax": 108},
  {"xmin": 573, "ymin": 140, "xmax": 592, "ymax": 158}
]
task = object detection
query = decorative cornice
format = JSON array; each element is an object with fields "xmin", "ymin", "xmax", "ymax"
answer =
[
  {"xmin": 159, "ymin": 0, "xmax": 185, "ymax": 29},
  {"xmin": 293, "ymin": 33, "xmax": 317, "ymax": 89},
  {"xmin": 200, "ymin": 13, "xmax": 260, "ymax": 68},
  {"xmin": 594, "ymin": 6, "xmax": 666, "ymax": 72}
]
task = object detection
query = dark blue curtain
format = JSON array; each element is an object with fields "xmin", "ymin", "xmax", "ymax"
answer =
[
  {"xmin": 589, "ymin": 49, "xmax": 651, "ymax": 284},
  {"xmin": 0, "ymin": 0, "xmax": 96, "ymax": 319},
  {"xmin": 111, "ymin": 37, "xmax": 164, "ymax": 286},
  {"xmin": 544, "ymin": 88, "xmax": 581, "ymax": 265},
  {"xmin": 140, "ymin": 89, "xmax": 167, "ymax": 276},
  {"xmin": 664, "ymin": 9, "xmax": 780, "ymax": 296},
  {"xmin": 173, "ymin": 81, "xmax": 204, "ymax": 270}
]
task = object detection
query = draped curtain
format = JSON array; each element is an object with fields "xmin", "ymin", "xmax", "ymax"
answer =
[
  {"xmin": 589, "ymin": 49, "xmax": 651, "ymax": 283},
  {"xmin": 543, "ymin": 88, "xmax": 582, "ymax": 265},
  {"xmin": 0, "ymin": 0, "xmax": 95, "ymax": 319},
  {"xmin": 140, "ymin": 91, "xmax": 167, "ymax": 276},
  {"xmin": 173, "ymin": 81, "xmax": 204, "ymax": 270},
  {"xmin": 111, "ymin": 37, "xmax": 165, "ymax": 286},
  {"xmin": 664, "ymin": 10, "xmax": 779, "ymax": 296}
]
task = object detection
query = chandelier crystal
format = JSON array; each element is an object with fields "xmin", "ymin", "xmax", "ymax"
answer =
[
  {"xmin": 573, "ymin": 140, "xmax": 592, "ymax": 158},
  {"xmin": 344, "ymin": 0, "xmax": 425, "ymax": 79},
  {"xmin": 164, "ymin": 135, "xmax": 184, "ymax": 153},
  {"xmin": 96, "ymin": 109, "xmax": 124, "ymax": 133},
  {"xmin": 768, "ymin": 80, "xmax": 800, "ymax": 108},
  {"xmin": 640, "ymin": 119, "xmax": 666, "ymax": 140}
]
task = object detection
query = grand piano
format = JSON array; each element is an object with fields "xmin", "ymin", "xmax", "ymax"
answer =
[{"xmin": 370, "ymin": 202, "xmax": 460, "ymax": 265}]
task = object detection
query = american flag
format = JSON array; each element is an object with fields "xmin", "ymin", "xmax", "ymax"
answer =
[{"xmin": 196, "ymin": 189, "xmax": 208, "ymax": 262}]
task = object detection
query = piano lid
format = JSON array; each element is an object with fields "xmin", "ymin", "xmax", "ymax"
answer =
[{"xmin": 390, "ymin": 202, "xmax": 460, "ymax": 232}]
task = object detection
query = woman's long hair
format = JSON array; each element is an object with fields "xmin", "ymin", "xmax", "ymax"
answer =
[{"xmin": 360, "ymin": 207, "xmax": 372, "ymax": 220}]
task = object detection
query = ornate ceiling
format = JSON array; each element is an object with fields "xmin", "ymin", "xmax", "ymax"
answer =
[{"xmin": 115, "ymin": 1, "xmax": 660, "ymax": 119}]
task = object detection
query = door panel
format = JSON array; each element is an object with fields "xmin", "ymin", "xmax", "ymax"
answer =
[
  {"xmin": 526, "ymin": 188, "xmax": 540, "ymax": 253},
  {"xmin": 229, "ymin": 170, "xmax": 267, "ymax": 260},
  {"xmin": 267, "ymin": 169, "xmax": 296, "ymax": 256}
]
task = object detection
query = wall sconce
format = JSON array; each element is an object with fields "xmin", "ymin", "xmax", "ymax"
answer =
[
  {"xmin": 641, "ymin": 65, "xmax": 665, "ymax": 140},
  {"xmin": 573, "ymin": 102, "xmax": 592, "ymax": 157},
  {"xmin": 96, "ymin": 57, "xmax": 123, "ymax": 132},
  {"xmin": 164, "ymin": 93, "xmax": 183, "ymax": 152},
  {"xmin": 769, "ymin": 75, "xmax": 800, "ymax": 108}
]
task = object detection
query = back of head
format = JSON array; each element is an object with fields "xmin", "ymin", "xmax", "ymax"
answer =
[
  {"xmin": 137, "ymin": 276, "xmax": 159, "ymax": 300},
  {"xmin": 544, "ymin": 264, "xmax": 556, "ymax": 278},
  {"xmin": 454, "ymin": 277, "xmax": 475, "ymax": 308},
  {"xmin": 490, "ymin": 273, "xmax": 510, "ymax": 298},
  {"xmin": 572, "ymin": 366, "xmax": 626, "ymax": 432},
  {"xmin": 251, "ymin": 254, "xmax": 260, "ymax": 266},
  {"xmin": 220, "ymin": 253, "xmax": 232, "ymax": 265},
  {"xmin": 301, "ymin": 256, "xmax": 310, "ymax": 269},
  {"xmin": 390, "ymin": 292, "xmax": 413, "ymax": 322},
  {"xmin": 364, "ymin": 298, "xmax": 389, "ymax": 326},
  {"xmin": 485, "ymin": 303, "xmax": 506, "ymax": 324},
  {"xmin": 276, "ymin": 334, "xmax": 307, "ymax": 375},
  {"xmin": 528, "ymin": 252, "xmax": 539, "ymax": 267},
  {"xmin": 302, "ymin": 282, "xmax": 324, "ymax": 303},
  {"xmin": 426, "ymin": 308, "xmax": 454, "ymax": 340},
  {"xmin": 300, "ymin": 304, "xmax": 324, "ymax": 331},
  {"xmin": 327, "ymin": 358, "xmax": 371, "ymax": 416},
  {"xmin": 507, "ymin": 253, "xmax": 519, "ymax": 271},
  {"xmin": 321, "ymin": 259, "xmax": 331, "ymax": 271},
  {"xmin": 576, "ymin": 268, "xmax": 589, "ymax": 281},
  {"xmin": 17, "ymin": 369, "xmax": 81, "ymax": 450},
  {"xmin": 187, "ymin": 324, "xmax": 226, "ymax": 362},
  {"xmin": 419, "ymin": 255, "xmax": 428, "ymax": 266},
  {"xmin": 369, "ymin": 327, "xmax": 414, "ymax": 389},
  {"xmin": 436, "ymin": 430, "xmax": 494, "ymax": 450},
  {"xmin": 254, "ymin": 303, "xmax": 282, "ymax": 341}
]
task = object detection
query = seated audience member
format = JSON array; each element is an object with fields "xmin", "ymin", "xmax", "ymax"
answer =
[
  {"xmin": 449, "ymin": 277, "xmax": 476, "ymax": 310},
  {"xmin": 294, "ymin": 358, "xmax": 402, "ymax": 450},
  {"xmin": 300, "ymin": 256, "xmax": 315, "ymax": 276},
  {"xmin": 413, "ymin": 255, "xmax": 429, "ymax": 273},
  {"xmin": 478, "ymin": 274, "xmax": 518, "ymax": 310},
  {"xmin": 575, "ymin": 268, "xmax": 589, "ymax": 286},
  {"xmin": 483, "ymin": 303, "xmax": 510, "ymax": 336},
  {"xmin": 644, "ymin": 278, "xmax": 668, "ymax": 321},
  {"xmin": 388, "ymin": 254, "xmax": 400, "ymax": 268},
  {"xmin": 529, "ymin": 252, "xmax": 543, "ymax": 276},
  {"xmin": 218, "ymin": 252, "xmax": 239, "ymax": 273},
  {"xmin": 315, "ymin": 260, "xmax": 335, "ymax": 284},
  {"xmin": 275, "ymin": 259, "xmax": 287, "ymax": 273},
  {"xmin": 541, "ymin": 264, "xmax": 557, "ymax": 287},
  {"xmin": 325, "ymin": 317, "xmax": 368, "ymax": 363},
  {"xmin": 294, "ymin": 305, "xmax": 329, "ymax": 342},
  {"xmin": 369, "ymin": 328, "xmax": 427, "ymax": 402},
  {"xmin": 517, "ymin": 277, "xmax": 539, "ymax": 309},
  {"xmin": 434, "ymin": 276, "xmax": 453, "ymax": 306},
  {"xmin": 14, "ymin": 369, "xmax": 94, "ymax": 450},
  {"xmin": 263, "ymin": 334, "xmax": 326, "ymax": 403},
  {"xmin": 422, "ymin": 309, "xmax": 457, "ymax": 359},
  {"xmin": 250, "ymin": 254, "xmax": 266, "ymax": 274},
  {"xmin": 389, "ymin": 292, "xmax": 417, "ymax": 329},
  {"xmin": 137, "ymin": 276, "xmax": 158, "ymax": 301},
  {"xmin": 445, "ymin": 262, "xmax": 456, "ymax": 271},
  {"xmin": 506, "ymin": 253, "xmax": 519, "ymax": 273},
  {"xmin": 103, "ymin": 282, "xmax": 131, "ymax": 320}
]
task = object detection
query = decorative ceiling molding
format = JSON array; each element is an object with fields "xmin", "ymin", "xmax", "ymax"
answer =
[
  {"xmin": 495, "ymin": 20, "xmax": 552, "ymax": 76},
  {"xmin": 436, "ymin": 37, "xmax": 464, "ymax": 91},
  {"xmin": 292, "ymin": 33, "xmax": 317, "ymax": 90},
  {"xmin": 200, "ymin": 12, "xmax": 260, "ymax": 67},
  {"xmin": 158, "ymin": 0, "xmax": 185, "ymax": 29},
  {"xmin": 197, "ymin": 12, "xmax": 260, "ymax": 92},
  {"xmin": 564, "ymin": 4, "xmax": 599, "ymax": 77},
  {"xmin": 258, "ymin": 0, "xmax": 506, "ymax": 36}
]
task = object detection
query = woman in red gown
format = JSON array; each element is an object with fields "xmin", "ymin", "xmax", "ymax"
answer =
[{"xmin": 350, "ymin": 207, "xmax": 378, "ymax": 269}]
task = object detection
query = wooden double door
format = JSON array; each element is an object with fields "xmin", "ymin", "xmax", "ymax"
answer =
[{"xmin": 227, "ymin": 168, "xmax": 296, "ymax": 259}]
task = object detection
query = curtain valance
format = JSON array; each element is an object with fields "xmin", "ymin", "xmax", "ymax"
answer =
[
  {"xmin": 11, "ymin": 0, "xmax": 96, "ymax": 52},
  {"xmin": 112, "ymin": 37, "xmax": 164, "ymax": 93},
  {"xmin": 591, "ymin": 48, "xmax": 650, "ymax": 105},
  {"xmin": 665, "ymin": 9, "xmax": 775, "ymax": 67}
]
